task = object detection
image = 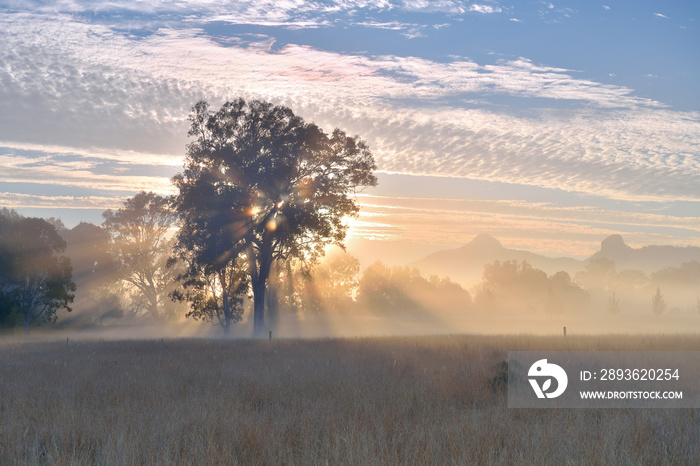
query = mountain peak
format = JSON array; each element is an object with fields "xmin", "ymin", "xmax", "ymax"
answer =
[
  {"xmin": 466, "ymin": 234, "xmax": 503, "ymax": 250},
  {"xmin": 412, "ymin": 233, "xmax": 581, "ymax": 288},
  {"xmin": 600, "ymin": 234, "xmax": 629, "ymax": 256},
  {"xmin": 594, "ymin": 234, "xmax": 700, "ymax": 272}
]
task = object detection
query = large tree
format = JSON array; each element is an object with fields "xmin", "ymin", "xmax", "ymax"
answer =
[
  {"xmin": 0, "ymin": 209, "xmax": 75, "ymax": 334},
  {"xmin": 103, "ymin": 191, "xmax": 179, "ymax": 319},
  {"xmin": 173, "ymin": 99, "xmax": 377, "ymax": 336}
]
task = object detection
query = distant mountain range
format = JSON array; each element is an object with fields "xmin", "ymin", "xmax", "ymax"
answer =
[
  {"xmin": 592, "ymin": 234, "xmax": 700, "ymax": 273},
  {"xmin": 411, "ymin": 234, "xmax": 582, "ymax": 287},
  {"xmin": 410, "ymin": 234, "xmax": 700, "ymax": 287}
]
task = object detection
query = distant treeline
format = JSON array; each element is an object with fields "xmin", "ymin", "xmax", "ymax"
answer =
[
  {"xmin": 2, "ymin": 203, "xmax": 698, "ymax": 336},
  {"xmin": 0, "ymin": 205, "xmax": 474, "ymax": 333}
]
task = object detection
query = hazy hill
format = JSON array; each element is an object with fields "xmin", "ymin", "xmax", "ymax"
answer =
[
  {"xmin": 410, "ymin": 233, "xmax": 700, "ymax": 288},
  {"xmin": 410, "ymin": 234, "xmax": 583, "ymax": 287},
  {"xmin": 592, "ymin": 234, "xmax": 700, "ymax": 273}
]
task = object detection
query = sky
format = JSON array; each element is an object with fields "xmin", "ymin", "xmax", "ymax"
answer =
[{"xmin": 1, "ymin": 0, "xmax": 699, "ymax": 265}]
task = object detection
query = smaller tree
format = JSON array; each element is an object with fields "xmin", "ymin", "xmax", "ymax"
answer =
[
  {"xmin": 357, "ymin": 261, "xmax": 470, "ymax": 317},
  {"xmin": 274, "ymin": 251, "xmax": 360, "ymax": 316},
  {"xmin": 651, "ymin": 287, "xmax": 666, "ymax": 320},
  {"xmin": 0, "ymin": 211, "xmax": 76, "ymax": 334},
  {"xmin": 94, "ymin": 294, "xmax": 125, "ymax": 326},
  {"xmin": 170, "ymin": 255, "xmax": 248, "ymax": 337},
  {"xmin": 607, "ymin": 292, "xmax": 621, "ymax": 315},
  {"xmin": 479, "ymin": 260, "xmax": 587, "ymax": 314},
  {"xmin": 103, "ymin": 192, "xmax": 179, "ymax": 319},
  {"xmin": 170, "ymin": 203, "xmax": 250, "ymax": 336}
]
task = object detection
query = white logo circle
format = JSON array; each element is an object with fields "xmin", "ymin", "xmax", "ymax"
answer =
[{"xmin": 528, "ymin": 359, "xmax": 568, "ymax": 399}]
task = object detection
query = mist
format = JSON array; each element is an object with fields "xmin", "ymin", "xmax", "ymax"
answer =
[{"xmin": 10, "ymin": 235, "xmax": 696, "ymax": 342}]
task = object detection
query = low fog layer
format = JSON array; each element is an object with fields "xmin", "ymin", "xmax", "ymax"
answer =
[{"xmin": 2, "ymin": 209, "xmax": 698, "ymax": 340}]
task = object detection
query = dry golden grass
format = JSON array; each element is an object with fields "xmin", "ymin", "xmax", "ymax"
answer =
[{"xmin": 1, "ymin": 334, "xmax": 699, "ymax": 465}]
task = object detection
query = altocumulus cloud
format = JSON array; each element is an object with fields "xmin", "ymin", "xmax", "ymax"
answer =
[
  {"xmin": 0, "ymin": 192, "xmax": 124, "ymax": 210},
  {"xmin": 0, "ymin": 152, "xmax": 174, "ymax": 194},
  {"xmin": 0, "ymin": 10, "xmax": 699, "ymax": 203},
  {"xmin": 3, "ymin": 0, "xmax": 504, "ymax": 24},
  {"xmin": 354, "ymin": 194, "xmax": 700, "ymax": 255}
]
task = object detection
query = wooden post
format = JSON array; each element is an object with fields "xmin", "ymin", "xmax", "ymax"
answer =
[{"xmin": 563, "ymin": 326, "xmax": 567, "ymax": 337}]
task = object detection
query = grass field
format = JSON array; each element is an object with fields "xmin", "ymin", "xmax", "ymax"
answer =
[{"xmin": 1, "ymin": 334, "xmax": 699, "ymax": 464}]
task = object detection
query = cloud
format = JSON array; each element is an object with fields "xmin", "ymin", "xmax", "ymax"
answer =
[
  {"xmin": 351, "ymin": 193, "xmax": 700, "ymax": 255},
  {"xmin": 361, "ymin": 106, "xmax": 700, "ymax": 202},
  {"xmin": 469, "ymin": 4, "xmax": 502, "ymax": 14},
  {"xmin": 0, "ymin": 142, "xmax": 183, "ymax": 167},
  {"xmin": 1, "ymin": 0, "xmax": 504, "ymax": 29},
  {"xmin": 653, "ymin": 12, "xmax": 669, "ymax": 19},
  {"xmin": 0, "ymin": 192, "xmax": 124, "ymax": 210},
  {"xmin": 537, "ymin": 2, "xmax": 574, "ymax": 23},
  {"xmin": 603, "ymin": 5, "xmax": 610, "ymax": 11},
  {"xmin": 356, "ymin": 20, "xmax": 416, "ymax": 30},
  {"xmin": 354, "ymin": 20, "xmax": 427, "ymax": 37},
  {"xmin": 0, "ymin": 153, "xmax": 174, "ymax": 194},
  {"xmin": 1, "ymin": 13, "xmax": 698, "ymax": 206}
]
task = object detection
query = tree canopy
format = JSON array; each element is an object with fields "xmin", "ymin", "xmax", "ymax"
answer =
[
  {"xmin": 357, "ymin": 261, "xmax": 471, "ymax": 318},
  {"xmin": 0, "ymin": 209, "xmax": 75, "ymax": 333},
  {"xmin": 476, "ymin": 260, "xmax": 588, "ymax": 314},
  {"xmin": 173, "ymin": 98, "xmax": 377, "ymax": 336},
  {"xmin": 103, "ymin": 191, "xmax": 179, "ymax": 319}
]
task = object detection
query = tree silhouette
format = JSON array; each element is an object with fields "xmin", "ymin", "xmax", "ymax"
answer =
[
  {"xmin": 62, "ymin": 222, "xmax": 115, "ymax": 287},
  {"xmin": 57, "ymin": 221, "xmax": 125, "ymax": 325},
  {"xmin": 103, "ymin": 191, "xmax": 179, "ymax": 319},
  {"xmin": 575, "ymin": 257, "xmax": 616, "ymax": 290},
  {"xmin": 170, "ymin": 231, "xmax": 249, "ymax": 336},
  {"xmin": 306, "ymin": 251, "xmax": 360, "ymax": 313},
  {"xmin": 173, "ymin": 99, "xmax": 377, "ymax": 336},
  {"xmin": 651, "ymin": 286, "xmax": 666, "ymax": 319},
  {"xmin": 607, "ymin": 291, "xmax": 621, "ymax": 314},
  {"xmin": 95, "ymin": 294, "xmax": 124, "ymax": 326},
  {"xmin": 0, "ymin": 209, "xmax": 75, "ymax": 334},
  {"xmin": 356, "ymin": 261, "xmax": 471, "ymax": 317},
  {"xmin": 478, "ymin": 260, "xmax": 588, "ymax": 314},
  {"xmin": 274, "ymin": 251, "xmax": 361, "ymax": 316}
]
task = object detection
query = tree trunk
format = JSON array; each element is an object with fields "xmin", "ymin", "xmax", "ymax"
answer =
[
  {"xmin": 252, "ymin": 279, "xmax": 266, "ymax": 337},
  {"xmin": 221, "ymin": 282, "xmax": 231, "ymax": 338},
  {"xmin": 285, "ymin": 260, "xmax": 296, "ymax": 314},
  {"xmin": 23, "ymin": 295, "xmax": 32, "ymax": 336},
  {"xmin": 147, "ymin": 285, "xmax": 159, "ymax": 319},
  {"xmin": 250, "ymin": 234, "xmax": 273, "ymax": 338},
  {"xmin": 266, "ymin": 283, "xmax": 278, "ymax": 332}
]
